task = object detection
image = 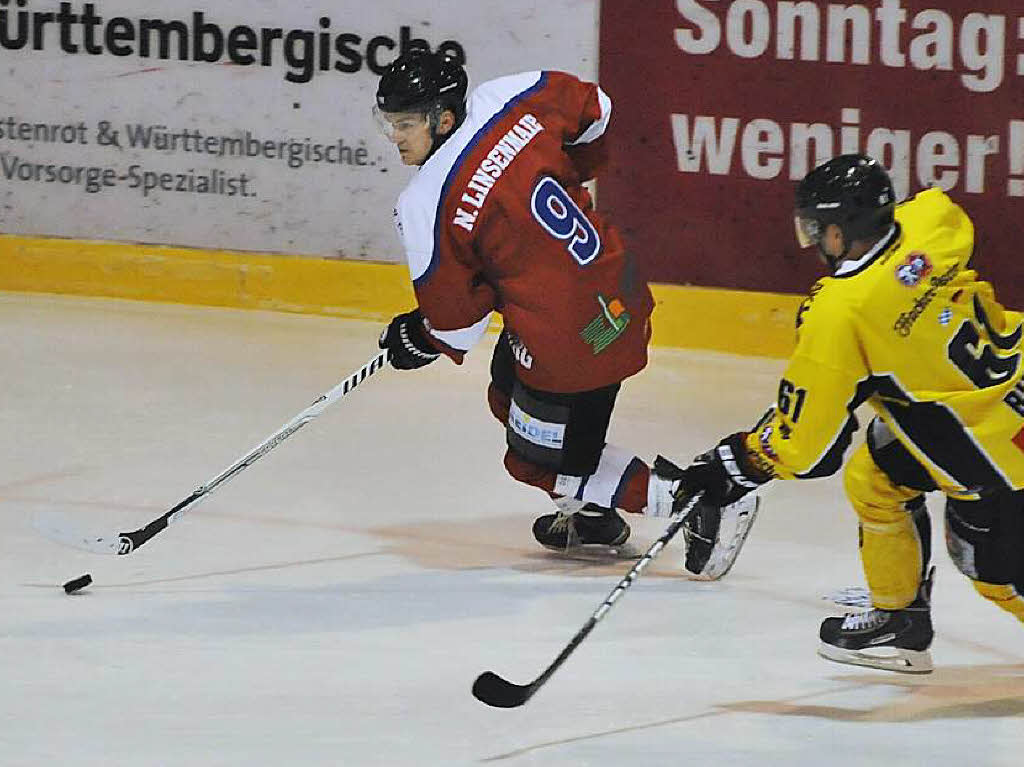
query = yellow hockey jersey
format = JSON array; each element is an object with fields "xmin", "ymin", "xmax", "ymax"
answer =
[{"xmin": 746, "ymin": 187, "xmax": 1024, "ymax": 498}]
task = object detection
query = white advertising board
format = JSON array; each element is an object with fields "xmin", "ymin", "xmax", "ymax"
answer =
[{"xmin": 0, "ymin": 1, "xmax": 598, "ymax": 261}]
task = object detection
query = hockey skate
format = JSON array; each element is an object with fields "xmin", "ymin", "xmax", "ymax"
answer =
[
  {"xmin": 818, "ymin": 567, "xmax": 935, "ymax": 673},
  {"xmin": 532, "ymin": 502, "xmax": 634, "ymax": 557}
]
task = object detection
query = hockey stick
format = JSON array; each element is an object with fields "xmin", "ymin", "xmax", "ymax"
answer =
[
  {"xmin": 34, "ymin": 350, "xmax": 389, "ymax": 556},
  {"xmin": 472, "ymin": 492, "xmax": 704, "ymax": 708}
]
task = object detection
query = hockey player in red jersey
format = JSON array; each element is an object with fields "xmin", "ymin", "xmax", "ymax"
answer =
[{"xmin": 374, "ymin": 49, "xmax": 688, "ymax": 552}]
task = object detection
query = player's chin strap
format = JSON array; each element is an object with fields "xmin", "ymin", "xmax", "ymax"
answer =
[
  {"xmin": 649, "ymin": 456, "xmax": 762, "ymax": 580},
  {"xmin": 819, "ymin": 243, "xmax": 844, "ymax": 274}
]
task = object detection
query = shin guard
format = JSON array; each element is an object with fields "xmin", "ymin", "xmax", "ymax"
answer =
[{"xmin": 845, "ymin": 443, "xmax": 930, "ymax": 610}]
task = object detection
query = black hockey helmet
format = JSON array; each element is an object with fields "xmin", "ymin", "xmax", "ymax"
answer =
[
  {"xmin": 794, "ymin": 154, "xmax": 896, "ymax": 257},
  {"xmin": 375, "ymin": 49, "xmax": 468, "ymax": 124}
]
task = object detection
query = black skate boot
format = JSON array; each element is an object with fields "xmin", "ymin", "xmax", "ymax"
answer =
[
  {"xmin": 532, "ymin": 503, "xmax": 630, "ymax": 552},
  {"xmin": 818, "ymin": 567, "xmax": 935, "ymax": 673}
]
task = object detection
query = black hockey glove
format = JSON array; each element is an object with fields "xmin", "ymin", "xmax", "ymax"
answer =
[
  {"xmin": 653, "ymin": 433, "xmax": 768, "ymax": 580},
  {"xmin": 379, "ymin": 308, "xmax": 441, "ymax": 370},
  {"xmin": 673, "ymin": 432, "xmax": 769, "ymax": 508}
]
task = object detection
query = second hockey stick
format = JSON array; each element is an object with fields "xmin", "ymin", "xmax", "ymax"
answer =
[
  {"xmin": 472, "ymin": 492, "xmax": 705, "ymax": 708},
  {"xmin": 34, "ymin": 350, "xmax": 389, "ymax": 556}
]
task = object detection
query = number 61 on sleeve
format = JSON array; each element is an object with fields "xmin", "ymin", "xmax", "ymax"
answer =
[{"xmin": 778, "ymin": 378, "xmax": 808, "ymax": 422}]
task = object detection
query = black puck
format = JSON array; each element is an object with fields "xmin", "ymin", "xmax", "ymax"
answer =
[{"xmin": 63, "ymin": 573, "xmax": 93, "ymax": 594}]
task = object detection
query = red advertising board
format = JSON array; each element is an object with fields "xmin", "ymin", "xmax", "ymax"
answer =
[{"xmin": 599, "ymin": 1, "xmax": 1024, "ymax": 307}]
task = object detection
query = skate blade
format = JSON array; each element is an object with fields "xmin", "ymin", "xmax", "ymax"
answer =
[
  {"xmin": 817, "ymin": 642, "xmax": 933, "ymax": 674},
  {"xmin": 540, "ymin": 541, "xmax": 642, "ymax": 561},
  {"xmin": 823, "ymin": 586, "xmax": 872, "ymax": 608}
]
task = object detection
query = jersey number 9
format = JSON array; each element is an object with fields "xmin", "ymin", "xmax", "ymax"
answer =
[{"xmin": 531, "ymin": 176, "xmax": 601, "ymax": 266}]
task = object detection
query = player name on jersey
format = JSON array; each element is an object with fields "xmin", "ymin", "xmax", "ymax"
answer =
[
  {"xmin": 453, "ymin": 113, "xmax": 545, "ymax": 233},
  {"xmin": 1006, "ymin": 378, "xmax": 1024, "ymax": 418}
]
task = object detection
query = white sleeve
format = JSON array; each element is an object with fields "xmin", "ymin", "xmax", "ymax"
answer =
[
  {"xmin": 393, "ymin": 194, "xmax": 434, "ymax": 282},
  {"xmin": 567, "ymin": 86, "xmax": 612, "ymax": 146},
  {"xmin": 394, "ymin": 186, "xmax": 492, "ymax": 356},
  {"xmin": 428, "ymin": 314, "xmax": 492, "ymax": 352}
]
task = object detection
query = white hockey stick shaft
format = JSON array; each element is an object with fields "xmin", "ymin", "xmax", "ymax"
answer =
[
  {"xmin": 165, "ymin": 348, "xmax": 389, "ymax": 529},
  {"xmin": 36, "ymin": 349, "xmax": 389, "ymax": 555}
]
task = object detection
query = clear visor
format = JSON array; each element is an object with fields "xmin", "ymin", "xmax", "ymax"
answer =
[
  {"xmin": 794, "ymin": 215, "xmax": 821, "ymax": 248},
  {"xmin": 372, "ymin": 106, "xmax": 429, "ymax": 142}
]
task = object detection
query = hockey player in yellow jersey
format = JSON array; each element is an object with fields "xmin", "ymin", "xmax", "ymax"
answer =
[{"xmin": 655, "ymin": 154, "xmax": 1024, "ymax": 674}]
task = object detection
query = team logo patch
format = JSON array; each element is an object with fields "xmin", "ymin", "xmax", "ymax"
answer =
[
  {"xmin": 939, "ymin": 307, "xmax": 953, "ymax": 326},
  {"xmin": 895, "ymin": 252, "xmax": 932, "ymax": 287},
  {"xmin": 581, "ymin": 295, "xmax": 630, "ymax": 354}
]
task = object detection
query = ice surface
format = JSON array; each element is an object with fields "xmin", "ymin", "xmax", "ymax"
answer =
[{"xmin": 2, "ymin": 293, "xmax": 1022, "ymax": 766}]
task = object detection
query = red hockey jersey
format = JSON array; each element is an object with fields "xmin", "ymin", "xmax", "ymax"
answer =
[{"xmin": 393, "ymin": 70, "xmax": 654, "ymax": 393}]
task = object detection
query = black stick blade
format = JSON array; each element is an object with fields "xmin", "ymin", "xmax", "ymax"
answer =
[{"xmin": 472, "ymin": 671, "xmax": 537, "ymax": 708}]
